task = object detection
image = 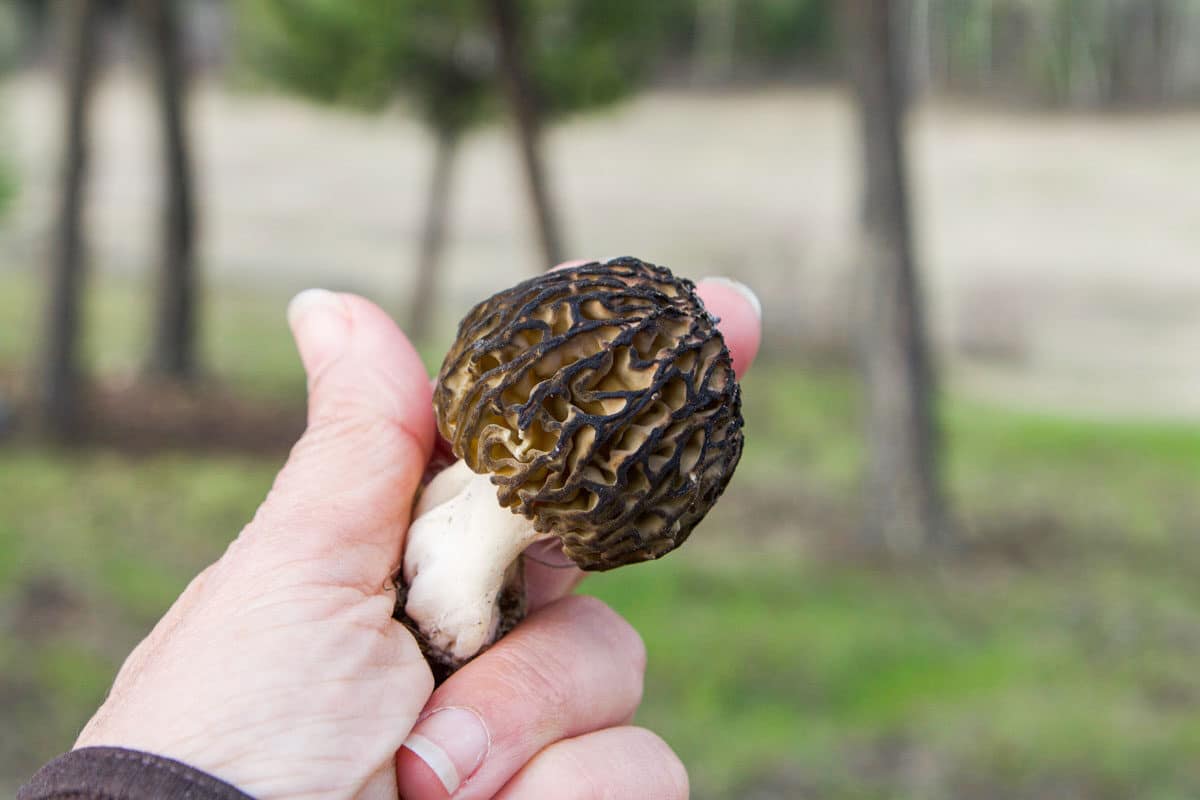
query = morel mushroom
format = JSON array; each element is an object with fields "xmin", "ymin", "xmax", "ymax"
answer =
[{"xmin": 398, "ymin": 257, "xmax": 743, "ymax": 672}]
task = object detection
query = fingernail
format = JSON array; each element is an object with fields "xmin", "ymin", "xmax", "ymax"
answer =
[
  {"xmin": 287, "ymin": 288, "xmax": 341, "ymax": 328},
  {"xmin": 287, "ymin": 289, "xmax": 350, "ymax": 366},
  {"xmin": 700, "ymin": 277, "xmax": 762, "ymax": 321},
  {"xmin": 402, "ymin": 707, "xmax": 490, "ymax": 795}
]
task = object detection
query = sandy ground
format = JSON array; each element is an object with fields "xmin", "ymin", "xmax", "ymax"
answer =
[{"xmin": 4, "ymin": 70, "xmax": 1200, "ymax": 418}]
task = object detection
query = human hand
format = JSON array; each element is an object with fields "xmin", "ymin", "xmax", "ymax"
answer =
[
  {"xmin": 74, "ymin": 269, "xmax": 761, "ymax": 800},
  {"xmin": 75, "ymin": 290, "xmax": 440, "ymax": 798}
]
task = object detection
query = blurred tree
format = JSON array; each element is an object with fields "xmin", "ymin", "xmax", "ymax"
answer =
[
  {"xmin": 663, "ymin": 0, "xmax": 1200, "ymax": 106},
  {"xmin": 0, "ymin": 154, "xmax": 14, "ymax": 223},
  {"xmin": 908, "ymin": 0, "xmax": 1200, "ymax": 109},
  {"xmin": 237, "ymin": 0, "xmax": 491, "ymax": 341},
  {"xmin": 6, "ymin": 0, "xmax": 50, "ymax": 67},
  {"xmin": 1106, "ymin": 0, "xmax": 1172, "ymax": 107},
  {"xmin": 843, "ymin": 0, "xmax": 949, "ymax": 553},
  {"xmin": 239, "ymin": 0, "xmax": 679, "ymax": 336},
  {"xmin": 137, "ymin": 0, "xmax": 199, "ymax": 380},
  {"xmin": 0, "ymin": 1, "xmax": 14, "ymax": 223},
  {"xmin": 487, "ymin": 0, "xmax": 686, "ymax": 270},
  {"xmin": 687, "ymin": 0, "xmax": 836, "ymax": 84},
  {"xmin": 487, "ymin": 0, "xmax": 563, "ymax": 268},
  {"xmin": 738, "ymin": 0, "xmax": 834, "ymax": 73},
  {"xmin": 692, "ymin": 0, "xmax": 736, "ymax": 83},
  {"xmin": 522, "ymin": 0, "xmax": 686, "ymax": 115},
  {"xmin": 41, "ymin": 0, "xmax": 104, "ymax": 439},
  {"xmin": 0, "ymin": 2, "xmax": 24, "ymax": 70}
]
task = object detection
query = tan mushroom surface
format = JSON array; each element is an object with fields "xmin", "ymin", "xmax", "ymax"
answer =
[
  {"xmin": 437, "ymin": 257, "xmax": 744, "ymax": 569},
  {"xmin": 398, "ymin": 257, "xmax": 744, "ymax": 673}
]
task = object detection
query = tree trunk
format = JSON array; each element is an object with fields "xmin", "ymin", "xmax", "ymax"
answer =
[
  {"xmin": 843, "ymin": 0, "xmax": 948, "ymax": 554},
  {"xmin": 408, "ymin": 129, "xmax": 458, "ymax": 343},
  {"xmin": 139, "ymin": 0, "xmax": 198, "ymax": 379},
  {"xmin": 1148, "ymin": 0, "xmax": 1173, "ymax": 105},
  {"xmin": 908, "ymin": 0, "xmax": 932, "ymax": 99},
  {"xmin": 15, "ymin": 0, "xmax": 52, "ymax": 67},
  {"xmin": 487, "ymin": 0, "xmax": 566, "ymax": 270},
  {"xmin": 1117, "ymin": 0, "xmax": 1170, "ymax": 107},
  {"xmin": 692, "ymin": 0, "xmax": 738, "ymax": 84},
  {"xmin": 41, "ymin": 0, "xmax": 103, "ymax": 440}
]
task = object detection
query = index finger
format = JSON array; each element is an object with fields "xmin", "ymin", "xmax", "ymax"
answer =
[{"xmin": 695, "ymin": 276, "xmax": 763, "ymax": 379}]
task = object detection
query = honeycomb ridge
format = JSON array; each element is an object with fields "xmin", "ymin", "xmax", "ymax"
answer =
[{"xmin": 435, "ymin": 257, "xmax": 744, "ymax": 571}]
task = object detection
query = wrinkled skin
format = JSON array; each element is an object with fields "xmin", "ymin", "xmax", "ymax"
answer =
[{"xmin": 72, "ymin": 268, "xmax": 762, "ymax": 800}]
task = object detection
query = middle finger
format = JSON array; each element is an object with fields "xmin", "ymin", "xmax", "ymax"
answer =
[{"xmin": 395, "ymin": 594, "xmax": 646, "ymax": 799}]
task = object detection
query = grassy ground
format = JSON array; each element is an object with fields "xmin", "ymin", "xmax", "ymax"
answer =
[{"xmin": 3, "ymin": 272, "xmax": 1200, "ymax": 798}]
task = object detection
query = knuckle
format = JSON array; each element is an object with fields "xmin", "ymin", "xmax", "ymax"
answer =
[
  {"xmin": 628, "ymin": 728, "xmax": 690, "ymax": 799},
  {"xmin": 565, "ymin": 595, "xmax": 647, "ymax": 701},
  {"xmin": 624, "ymin": 620, "xmax": 648, "ymax": 676},
  {"xmin": 564, "ymin": 595, "xmax": 646, "ymax": 668},
  {"xmin": 664, "ymin": 749, "xmax": 690, "ymax": 799},
  {"xmin": 309, "ymin": 367, "xmax": 421, "ymax": 441},
  {"xmin": 560, "ymin": 747, "xmax": 606, "ymax": 800},
  {"xmin": 489, "ymin": 641, "xmax": 575, "ymax": 731},
  {"xmin": 257, "ymin": 415, "xmax": 422, "ymax": 527},
  {"xmin": 564, "ymin": 593, "xmax": 611, "ymax": 617},
  {"xmin": 620, "ymin": 625, "xmax": 647, "ymax": 710},
  {"xmin": 303, "ymin": 412, "xmax": 399, "ymax": 454}
]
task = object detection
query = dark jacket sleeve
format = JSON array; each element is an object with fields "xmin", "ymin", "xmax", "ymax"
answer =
[{"xmin": 18, "ymin": 747, "xmax": 255, "ymax": 800}]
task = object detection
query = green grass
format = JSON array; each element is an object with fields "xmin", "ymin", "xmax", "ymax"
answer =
[
  {"xmin": 3, "ymin": 269, "xmax": 1200, "ymax": 797},
  {"xmin": 739, "ymin": 357, "xmax": 1200, "ymax": 550},
  {"xmin": 586, "ymin": 552, "xmax": 1200, "ymax": 797},
  {"xmin": 0, "ymin": 446, "xmax": 279, "ymax": 790}
]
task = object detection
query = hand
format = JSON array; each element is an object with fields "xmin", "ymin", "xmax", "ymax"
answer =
[{"xmin": 75, "ymin": 270, "xmax": 761, "ymax": 800}]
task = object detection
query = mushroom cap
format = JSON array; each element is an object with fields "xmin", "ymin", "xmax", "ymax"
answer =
[{"xmin": 434, "ymin": 257, "xmax": 744, "ymax": 571}]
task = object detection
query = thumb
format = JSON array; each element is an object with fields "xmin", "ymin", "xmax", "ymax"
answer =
[
  {"xmin": 288, "ymin": 290, "xmax": 433, "ymax": 434},
  {"xmin": 242, "ymin": 290, "xmax": 436, "ymax": 590}
]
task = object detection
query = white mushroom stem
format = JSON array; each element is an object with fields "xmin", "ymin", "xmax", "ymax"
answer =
[{"xmin": 402, "ymin": 459, "xmax": 549, "ymax": 664}]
